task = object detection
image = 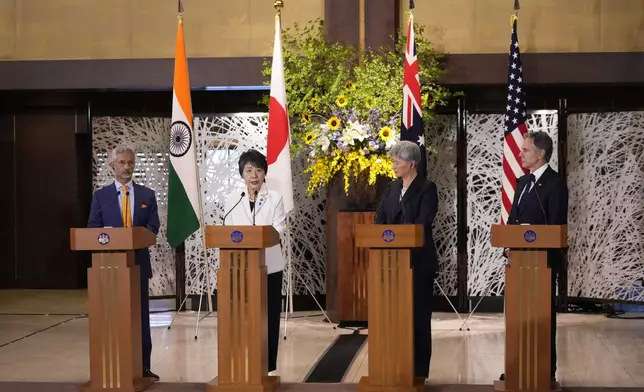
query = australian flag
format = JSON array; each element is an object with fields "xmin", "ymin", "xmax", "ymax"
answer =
[{"xmin": 401, "ymin": 3, "xmax": 426, "ymax": 179}]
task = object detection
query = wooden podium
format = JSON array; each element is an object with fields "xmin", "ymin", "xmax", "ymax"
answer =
[
  {"xmin": 204, "ymin": 225, "xmax": 281, "ymax": 392},
  {"xmin": 491, "ymin": 224, "xmax": 567, "ymax": 392},
  {"xmin": 355, "ymin": 224, "xmax": 425, "ymax": 392},
  {"xmin": 70, "ymin": 227, "xmax": 157, "ymax": 392}
]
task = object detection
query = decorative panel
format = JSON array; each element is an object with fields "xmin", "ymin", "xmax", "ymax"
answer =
[
  {"xmin": 466, "ymin": 111, "xmax": 558, "ymax": 296},
  {"xmin": 184, "ymin": 115, "xmax": 327, "ymax": 296},
  {"xmin": 91, "ymin": 116, "xmax": 175, "ymax": 296},
  {"xmin": 426, "ymin": 115, "xmax": 458, "ymax": 296},
  {"xmin": 567, "ymin": 112, "xmax": 644, "ymax": 301}
]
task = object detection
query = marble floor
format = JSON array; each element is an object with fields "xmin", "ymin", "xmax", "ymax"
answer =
[{"xmin": 1, "ymin": 290, "xmax": 644, "ymax": 388}]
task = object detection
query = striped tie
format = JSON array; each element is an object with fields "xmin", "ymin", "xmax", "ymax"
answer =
[{"xmin": 121, "ymin": 185, "xmax": 132, "ymax": 228}]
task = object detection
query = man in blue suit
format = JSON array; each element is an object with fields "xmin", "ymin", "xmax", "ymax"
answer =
[{"xmin": 88, "ymin": 145, "xmax": 160, "ymax": 381}]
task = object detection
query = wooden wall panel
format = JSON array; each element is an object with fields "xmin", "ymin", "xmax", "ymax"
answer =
[
  {"xmin": 14, "ymin": 108, "xmax": 88, "ymax": 289},
  {"xmin": 402, "ymin": 0, "xmax": 644, "ymax": 54},
  {"xmin": 0, "ymin": 0, "xmax": 324, "ymax": 60},
  {"xmin": 0, "ymin": 112, "xmax": 15, "ymax": 288}
]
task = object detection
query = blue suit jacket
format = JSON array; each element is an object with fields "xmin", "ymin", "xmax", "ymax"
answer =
[{"xmin": 87, "ymin": 182, "xmax": 160, "ymax": 279}]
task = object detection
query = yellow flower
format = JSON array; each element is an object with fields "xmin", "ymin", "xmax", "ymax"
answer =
[
  {"xmin": 304, "ymin": 132, "xmax": 316, "ymax": 145},
  {"xmin": 327, "ymin": 117, "xmax": 341, "ymax": 130},
  {"xmin": 302, "ymin": 112, "xmax": 311, "ymax": 123},
  {"xmin": 335, "ymin": 95, "xmax": 348, "ymax": 108},
  {"xmin": 422, "ymin": 93, "xmax": 429, "ymax": 107},
  {"xmin": 379, "ymin": 127, "xmax": 393, "ymax": 141},
  {"xmin": 310, "ymin": 96, "xmax": 320, "ymax": 109},
  {"xmin": 366, "ymin": 97, "xmax": 377, "ymax": 108},
  {"xmin": 344, "ymin": 81, "xmax": 356, "ymax": 91}
]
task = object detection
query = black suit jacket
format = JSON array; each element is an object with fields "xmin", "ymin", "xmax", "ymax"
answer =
[
  {"xmin": 375, "ymin": 175, "xmax": 438, "ymax": 272},
  {"xmin": 508, "ymin": 166, "xmax": 568, "ymax": 266}
]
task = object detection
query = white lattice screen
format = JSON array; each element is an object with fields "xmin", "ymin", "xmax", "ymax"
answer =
[
  {"xmin": 567, "ymin": 112, "xmax": 644, "ymax": 301},
  {"xmin": 466, "ymin": 111, "xmax": 559, "ymax": 296},
  {"xmin": 426, "ymin": 116, "xmax": 458, "ymax": 296},
  {"xmin": 91, "ymin": 111, "xmax": 644, "ymax": 302}
]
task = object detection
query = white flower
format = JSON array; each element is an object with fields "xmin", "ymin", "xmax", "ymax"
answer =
[
  {"xmin": 317, "ymin": 135, "xmax": 330, "ymax": 151},
  {"xmin": 339, "ymin": 132, "xmax": 355, "ymax": 146},
  {"xmin": 347, "ymin": 121, "xmax": 368, "ymax": 142}
]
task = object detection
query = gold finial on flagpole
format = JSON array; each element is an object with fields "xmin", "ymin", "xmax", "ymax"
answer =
[{"xmin": 274, "ymin": 0, "xmax": 284, "ymax": 13}]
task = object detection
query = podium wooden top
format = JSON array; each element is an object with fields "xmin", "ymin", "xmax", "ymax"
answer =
[
  {"xmin": 491, "ymin": 224, "xmax": 567, "ymax": 249},
  {"xmin": 355, "ymin": 224, "xmax": 423, "ymax": 249},
  {"xmin": 70, "ymin": 227, "xmax": 157, "ymax": 251},
  {"xmin": 205, "ymin": 225, "xmax": 280, "ymax": 249}
]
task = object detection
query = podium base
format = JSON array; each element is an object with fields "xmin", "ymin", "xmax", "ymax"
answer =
[
  {"xmin": 82, "ymin": 377, "xmax": 156, "ymax": 392},
  {"xmin": 493, "ymin": 380, "xmax": 561, "ymax": 392},
  {"xmin": 358, "ymin": 376, "xmax": 425, "ymax": 392},
  {"xmin": 206, "ymin": 375, "xmax": 280, "ymax": 392}
]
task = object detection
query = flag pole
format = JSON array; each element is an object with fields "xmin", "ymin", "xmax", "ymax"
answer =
[
  {"xmin": 272, "ymin": 0, "xmax": 294, "ymax": 341},
  {"xmin": 180, "ymin": 0, "xmax": 215, "ymax": 338}
]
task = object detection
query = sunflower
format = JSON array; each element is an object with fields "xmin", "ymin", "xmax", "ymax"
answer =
[
  {"xmin": 344, "ymin": 81, "xmax": 356, "ymax": 91},
  {"xmin": 327, "ymin": 117, "xmax": 341, "ymax": 130},
  {"xmin": 378, "ymin": 127, "xmax": 393, "ymax": 141},
  {"xmin": 304, "ymin": 132, "xmax": 316, "ymax": 145},
  {"xmin": 310, "ymin": 96, "xmax": 320, "ymax": 109},
  {"xmin": 301, "ymin": 112, "xmax": 311, "ymax": 123},
  {"xmin": 335, "ymin": 95, "xmax": 348, "ymax": 108}
]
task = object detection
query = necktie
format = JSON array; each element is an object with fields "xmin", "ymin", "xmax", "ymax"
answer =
[
  {"xmin": 520, "ymin": 174, "xmax": 536, "ymax": 205},
  {"xmin": 121, "ymin": 185, "xmax": 132, "ymax": 228}
]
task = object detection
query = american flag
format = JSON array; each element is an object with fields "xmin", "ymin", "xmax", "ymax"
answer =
[
  {"xmin": 401, "ymin": 3, "xmax": 427, "ymax": 179},
  {"xmin": 501, "ymin": 16, "xmax": 529, "ymax": 224}
]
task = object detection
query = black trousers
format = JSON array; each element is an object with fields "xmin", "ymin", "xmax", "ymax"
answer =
[
  {"xmin": 413, "ymin": 268, "xmax": 434, "ymax": 379},
  {"xmin": 267, "ymin": 271, "xmax": 283, "ymax": 372},
  {"xmin": 141, "ymin": 277, "xmax": 152, "ymax": 371}
]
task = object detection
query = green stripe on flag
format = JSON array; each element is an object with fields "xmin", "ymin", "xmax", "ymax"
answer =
[{"xmin": 167, "ymin": 162, "xmax": 200, "ymax": 248}]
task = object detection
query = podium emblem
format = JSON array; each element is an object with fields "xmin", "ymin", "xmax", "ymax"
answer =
[
  {"xmin": 524, "ymin": 229, "xmax": 537, "ymax": 243},
  {"xmin": 97, "ymin": 232, "xmax": 110, "ymax": 245},
  {"xmin": 230, "ymin": 230, "xmax": 244, "ymax": 243},
  {"xmin": 382, "ymin": 229, "xmax": 395, "ymax": 242}
]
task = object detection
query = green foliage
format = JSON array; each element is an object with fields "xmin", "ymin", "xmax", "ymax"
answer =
[
  {"xmin": 261, "ymin": 19, "xmax": 454, "ymax": 196},
  {"xmin": 261, "ymin": 19, "xmax": 452, "ymax": 123}
]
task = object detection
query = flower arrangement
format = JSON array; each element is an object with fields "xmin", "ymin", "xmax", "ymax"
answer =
[{"xmin": 262, "ymin": 20, "xmax": 452, "ymax": 197}]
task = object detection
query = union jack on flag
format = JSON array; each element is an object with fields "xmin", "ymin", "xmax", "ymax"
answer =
[
  {"xmin": 401, "ymin": 3, "xmax": 427, "ymax": 179},
  {"xmin": 501, "ymin": 16, "xmax": 529, "ymax": 224}
]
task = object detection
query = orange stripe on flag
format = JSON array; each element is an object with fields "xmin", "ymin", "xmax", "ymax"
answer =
[{"xmin": 174, "ymin": 20, "xmax": 193, "ymax": 126}]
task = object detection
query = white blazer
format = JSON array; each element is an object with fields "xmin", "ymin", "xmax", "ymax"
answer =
[{"xmin": 223, "ymin": 184, "xmax": 286, "ymax": 274}]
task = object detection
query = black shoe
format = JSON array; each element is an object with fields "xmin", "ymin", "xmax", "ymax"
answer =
[
  {"xmin": 143, "ymin": 369, "xmax": 160, "ymax": 380},
  {"xmin": 499, "ymin": 373, "xmax": 505, "ymax": 381}
]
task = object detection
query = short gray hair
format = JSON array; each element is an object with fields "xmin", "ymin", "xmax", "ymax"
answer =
[
  {"xmin": 389, "ymin": 140, "xmax": 421, "ymax": 166},
  {"xmin": 523, "ymin": 131, "xmax": 553, "ymax": 162},
  {"xmin": 109, "ymin": 145, "xmax": 136, "ymax": 164}
]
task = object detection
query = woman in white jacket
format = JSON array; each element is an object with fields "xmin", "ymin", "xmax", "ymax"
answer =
[{"xmin": 223, "ymin": 149, "xmax": 286, "ymax": 373}]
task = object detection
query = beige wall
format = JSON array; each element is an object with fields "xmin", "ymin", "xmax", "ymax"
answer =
[
  {"xmin": 402, "ymin": 0, "xmax": 644, "ymax": 53},
  {"xmin": 0, "ymin": 0, "xmax": 324, "ymax": 60}
]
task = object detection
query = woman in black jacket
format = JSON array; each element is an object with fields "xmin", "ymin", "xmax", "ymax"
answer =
[{"xmin": 375, "ymin": 140, "xmax": 438, "ymax": 379}]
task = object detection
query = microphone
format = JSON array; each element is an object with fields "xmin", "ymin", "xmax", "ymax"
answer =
[
  {"xmin": 533, "ymin": 183, "xmax": 548, "ymax": 225},
  {"xmin": 222, "ymin": 192, "xmax": 245, "ymax": 225},
  {"xmin": 373, "ymin": 183, "xmax": 391, "ymax": 223},
  {"xmin": 88, "ymin": 190, "xmax": 121, "ymax": 226},
  {"xmin": 252, "ymin": 190, "xmax": 259, "ymax": 226}
]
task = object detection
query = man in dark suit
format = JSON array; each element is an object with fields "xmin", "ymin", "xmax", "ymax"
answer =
[
  {"xmin": 375, "ymin": 140, "xmax": 438, "ymax": 379},
  {"xmin": 88, "ymin": 145, "xmax": 160, "ymax": 381},
  {"xmin": 506, "ymin": 131, "xmax": 568, "ymax": 382}
]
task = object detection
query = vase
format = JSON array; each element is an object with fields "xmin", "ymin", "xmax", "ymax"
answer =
[{"xmin": 332, "ymin": 171, "xmax": 391, "ymax": 211}]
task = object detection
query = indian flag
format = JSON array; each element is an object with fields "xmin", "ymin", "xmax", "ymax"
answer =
[{"xmin": 166, "ymin": 12, "xmax": 200, "ymax": 248}]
